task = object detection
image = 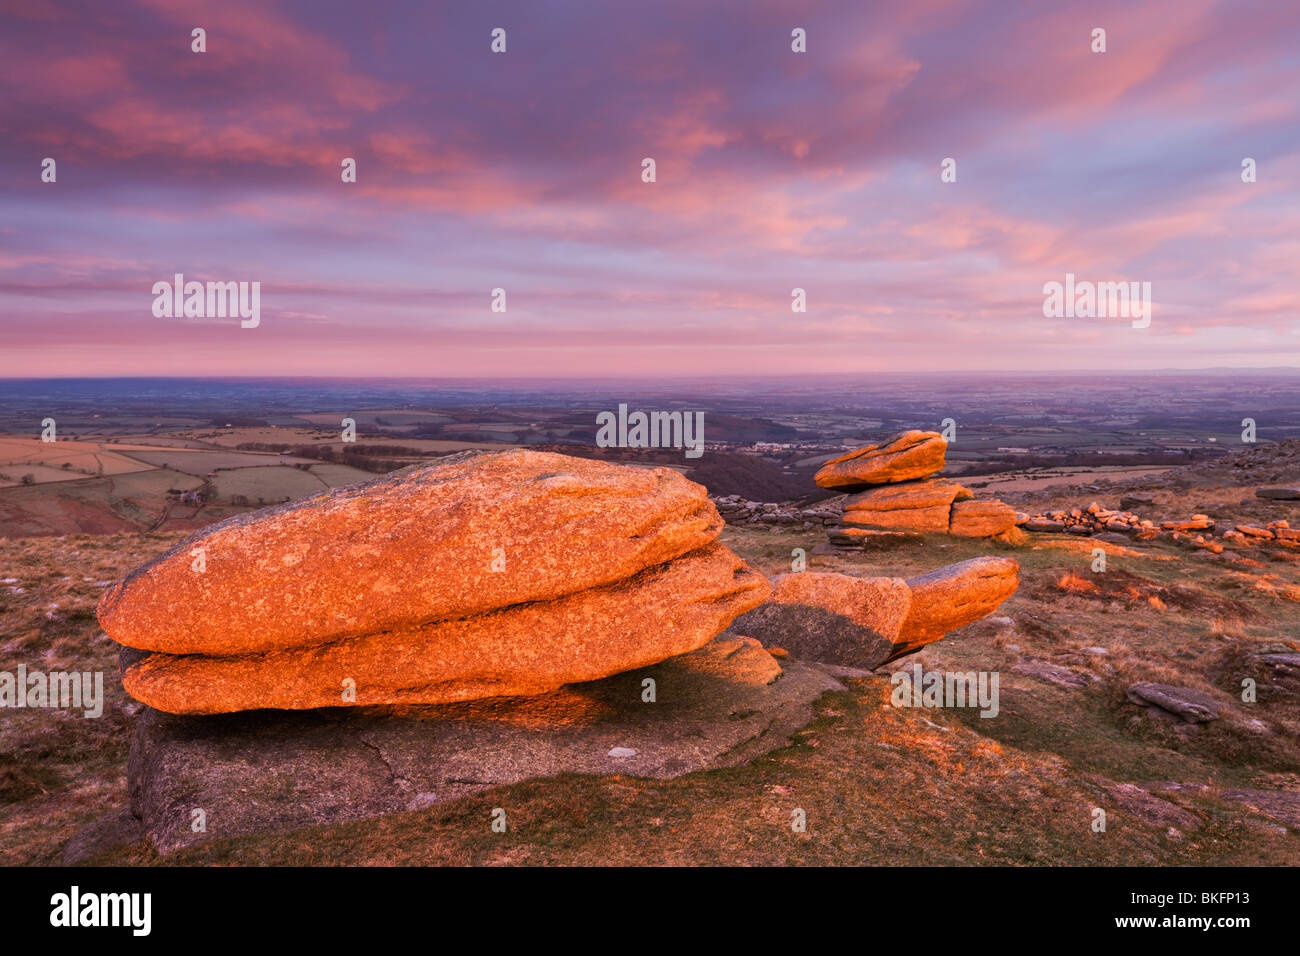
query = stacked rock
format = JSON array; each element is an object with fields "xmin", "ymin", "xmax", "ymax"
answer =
[
  {"xmin": 98, "ymin": 450, "xmax": 770, "ymax": 715},
  {"xmin": 814, "ymin": 430, "xmax": 1018, "ymax": 546}
]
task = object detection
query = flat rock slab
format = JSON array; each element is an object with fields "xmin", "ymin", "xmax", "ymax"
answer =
[
  {"xmin": 1126, "ymin": 682, "xmax": 1223, "ymax": 723},
  {"xmin": 1086, "ymin": 777, "xmax": 1203, "ymax": 832},
  {"xmin": 948, "ymin": 499, "xmax": 1018, "ymax": 537},
  {"xmin": 118, "ymin": 638, "xmax": 842, "ymax": 855},
  {"xmin": 1012, "ymin": 658, "xmax": 1097, "ymax": 689},
  {"xmin": 1256, "ymin": 487, "xmax": 1300, "ymax": 500},
  {"xmin": 1144, "ymin": 782, "xmax": 1300, "ymax": 830}
]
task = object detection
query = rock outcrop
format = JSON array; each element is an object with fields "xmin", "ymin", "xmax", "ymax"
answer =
[
  {"xmin": 732, "ymin": 556, "xmax": 1019, "ymax": 668},
  {"xmin": 123, "ymin": 543, "xmax": 769, "ymax": 714},
  {"xmin": 82, "ymin": 447, "xmax": 1031, "ymax": 857},
  {"xmin": 841, "ymin": 478, "xmax": 972, "ymax": 532},
  {"xmin": 100, "ymin": 450, "xmax": 726, "ymax": 657},
  {"xmin": 101, "ymin": 450, "xmax": 769, "ymax": 714},
  {"xmin": 816, "ymin": 431, "xmax": 1016, "ymax": 544}
]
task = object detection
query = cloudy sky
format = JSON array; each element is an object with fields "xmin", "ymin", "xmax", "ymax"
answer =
[{"xmin": 2, "ymin": 0, "xmax": 1298, "ymax": 377}]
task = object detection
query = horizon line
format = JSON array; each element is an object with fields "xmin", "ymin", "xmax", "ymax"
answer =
[{"xmin": 4, "ymin": 366, "xmax": 1300, "ymax": 383}]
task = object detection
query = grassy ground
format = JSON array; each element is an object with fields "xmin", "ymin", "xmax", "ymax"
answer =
[{"xmin": 1, "ymin": 481, "xmax": 1298, "ymax": 865}]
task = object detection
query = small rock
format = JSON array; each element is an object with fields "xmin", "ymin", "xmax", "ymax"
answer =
[{"xmin": 1127, "ymin": 682, "xmax": 1223, "ymax": 723}]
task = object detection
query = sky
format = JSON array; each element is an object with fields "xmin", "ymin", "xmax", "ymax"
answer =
[{"xmin": 1, "ymin": 0, "xmax": 1298, "ymax": 378}]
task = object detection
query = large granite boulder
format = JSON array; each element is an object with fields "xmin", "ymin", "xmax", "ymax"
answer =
[
  {"xmin": 814, "ymin": 431, "xmax": 947, "ymax": 490},
  {"xmin": 99, "ymin": 450, "xmax": 725, "ymax": 656},
  {"xmin": 892, "ymin": 556, "xmax": 1020, "ymax": 657},
  {"xmin": 101, "ymin": 450, "xmax": 769, "ymax": 715},
  {"xmin": 840, "ymin": 478, "xmax": 972, "ymax": 532},
  {"xmin": 123, "ymin": 543, "xmax": 769, "ymax": 714}
]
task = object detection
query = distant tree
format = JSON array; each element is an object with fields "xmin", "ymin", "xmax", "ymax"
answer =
[{"xmin": 20, "ymin": 473, "xmax": 35, "ymax": 485}]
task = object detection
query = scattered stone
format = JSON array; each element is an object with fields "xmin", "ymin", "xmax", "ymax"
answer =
[
  {"xmin": 1092, "ymin": 533, "xmax": 1133, "ymax": 546},
  {"xmin": 1144, "ymin": 782, "xmax": 1300, "ymax": 830},
  {"xmin": 1236, "ymin": 525, "xmax": 1274, "ymax": 539},
  {"xmin": 827, "ymin": 527, "xmax": 920, "ymax": 547},
  {"xmin": 1162, "ymin": 517, "xmax": 1215, "ymax": 532},
  {"xmin": 1217, "ymin": 789, "xmax": 1300, "ymax": 829}
]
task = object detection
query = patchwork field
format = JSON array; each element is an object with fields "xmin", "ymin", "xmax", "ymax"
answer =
[
  {"xmin": 0, "ymin": 438, "xmax": 156, "ymax": 487},
  {"xmin": 961, "ymin": 466, "xmax": 1175, "ymax": 493},
  {"xmin": 0, "ymin": 428, "xmax": 515, "ymax": 538}
]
